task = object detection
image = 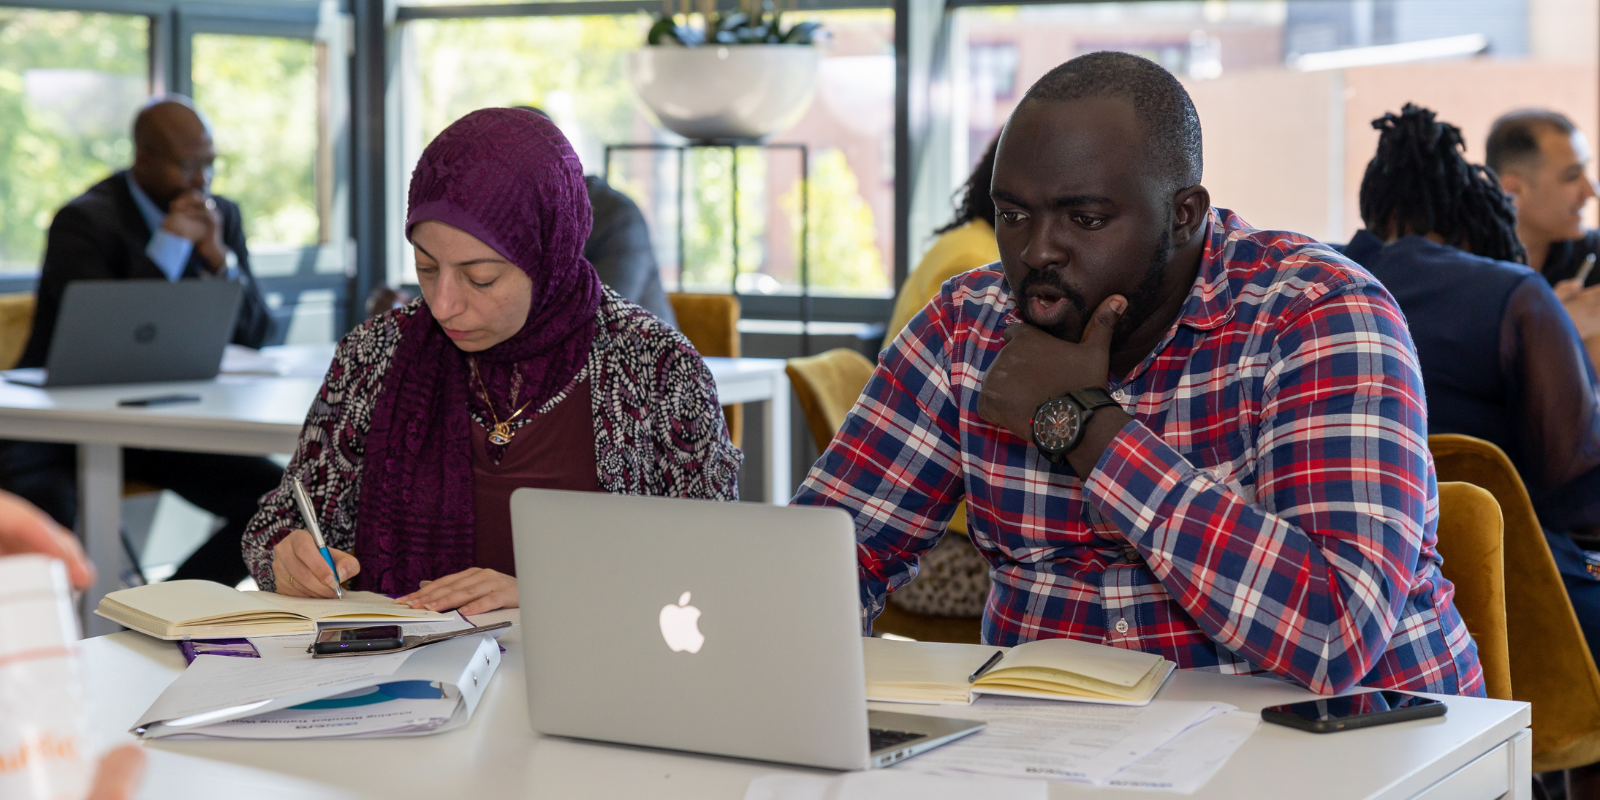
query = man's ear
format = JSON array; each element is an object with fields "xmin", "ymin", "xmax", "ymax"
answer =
[
  {"xmin": 1172, "ymin": 184, "xmax": 1211, "ymax": 245},
  {"xmin": 1497, "ymin": 171, "xmax": 1528, "ymax": 206}
]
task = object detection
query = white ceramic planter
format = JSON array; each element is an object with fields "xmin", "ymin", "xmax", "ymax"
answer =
[{"xmin": 626, "ymin": 44, "xmax": 821, "ymax": 141}]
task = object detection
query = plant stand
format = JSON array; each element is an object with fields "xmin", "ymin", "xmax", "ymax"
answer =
[{"xmin": 603, "ymin": 141, "xmax": 813, "ymax": 355}]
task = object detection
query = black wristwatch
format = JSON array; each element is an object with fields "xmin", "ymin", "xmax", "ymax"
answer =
[{"xmin": 1031, "ymin": 387, "xmax": 1119, "ymax": 466}]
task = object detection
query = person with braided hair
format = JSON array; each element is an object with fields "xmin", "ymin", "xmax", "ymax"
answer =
[{"xmin": 1346, "ymin": 103, "xmax": 1600, "ymax": 729}]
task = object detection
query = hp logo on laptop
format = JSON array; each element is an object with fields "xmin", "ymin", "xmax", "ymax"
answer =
[{"xmin": 133, "ymin": 323, "xmax": 157, "ymax": 344}]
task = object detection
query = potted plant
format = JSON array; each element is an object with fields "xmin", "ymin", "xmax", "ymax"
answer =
[{"xmin": 626, "ymin": 0, "xmax": 824, "ymax": 142}]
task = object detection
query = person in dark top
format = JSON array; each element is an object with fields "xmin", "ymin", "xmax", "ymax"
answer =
[
  {"xmin": 1347, "ymin": 106, "xmax": 1600, "ymax": 793},
  {"xmin": 1488, "ymin": 110, "xmax": 1599, "ymax": 284},
  {"xmin": 515, "ymin": 107, "xmax": 675, "ymax": 326},
  {"xmin": 0, "ymin": 96, "xmax": 282, "ymax": 586},
  {"xmin": 1487, "ymin": 110, "xmax": 1600, "ymax": 355}
]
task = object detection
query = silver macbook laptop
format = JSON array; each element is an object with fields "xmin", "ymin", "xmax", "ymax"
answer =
[
  {"xmin": 4, "ymin": 280, "xmax": 243, "ymax": 387},
  {"xmin": 511, "ymin": 488, "xmax": 984, "ymax": 771}
]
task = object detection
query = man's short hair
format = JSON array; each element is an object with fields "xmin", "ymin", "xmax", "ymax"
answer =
[
  {"xmin": 1020, "ymin": 51, "xmax": 1203, "ymax": 193},
  {"xmin": 1486, "ymin": 109, "xmax": 1576, "ymax": 175}
]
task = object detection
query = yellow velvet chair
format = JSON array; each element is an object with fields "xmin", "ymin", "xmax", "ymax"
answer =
[
  {"xmin": 1431, "ymin": 434, "xmax": 1600, "ymax": 772},
  {"xmin": 666, "ymin": 292, "xmax": 741, "ymax": 447},
  {"xmin": 786, "ymin": 347, "xmax": 983, "ymax": 644},
  {"xmin": 0, "ymin": 292, "xmax": 35, "ymax": 370},
  {"xmin": 1434, "ymin": 481, "xmax": 1512, "ymax": 700}
]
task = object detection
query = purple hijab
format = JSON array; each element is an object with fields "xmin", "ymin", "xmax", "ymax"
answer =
[{"xmin": 353, "ymin": 108, "xmax": 603, "ymax": 594}]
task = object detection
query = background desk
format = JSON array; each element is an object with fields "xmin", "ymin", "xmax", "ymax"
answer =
[
  {"xmin": 0, "ymin": 346, "xmax": 790, "ymax": 635},
  {"xmin": 83, "ymin": 617, "xmax": 1530, "ymax": 800}
]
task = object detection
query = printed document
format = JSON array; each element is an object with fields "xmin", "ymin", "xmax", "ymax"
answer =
[
  {"xmin": 893, "ymin": 696, "xmax": 1230, "ymax": 785},
  {"xmin": 134, "ymin": 651, "xmax": 412, "ymax": 729},
  {"xmin": 1103, "ymin": 709, "xmax": 1260, "ymax": 794}
]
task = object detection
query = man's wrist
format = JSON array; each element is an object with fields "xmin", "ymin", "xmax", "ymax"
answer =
[{"xmin": 1065, "ymin": 405, "xmax": 1132, "ymax": 478}]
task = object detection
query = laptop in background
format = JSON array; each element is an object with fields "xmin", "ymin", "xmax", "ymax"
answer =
[
  {"xmin": 512, "ymin": 488, "xmax": 983, "ymax": 771},
  {"xmin": 3, "ymin": 280, "xmax": 242, "ymax": 387}
]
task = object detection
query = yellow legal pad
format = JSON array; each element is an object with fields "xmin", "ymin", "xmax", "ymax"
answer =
[
  {"xmin": 96, "ymin": 580, "xmax": 449, "ymax": 639},
  {"xmin": 863, "ymin": 636, "xmax": 1175, "ymax": 706}
]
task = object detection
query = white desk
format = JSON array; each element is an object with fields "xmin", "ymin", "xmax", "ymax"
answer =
[
  {"xmin": 0, "ymin": 346, "xmax": 791, "ymax": 635},
  {"xmin": 81, "ymin": 620, "xmax": 1530, "ymax": 800}
]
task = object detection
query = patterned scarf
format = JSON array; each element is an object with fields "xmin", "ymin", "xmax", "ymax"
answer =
[{"xmin": 353, "ymin": 108, "xmax": 602, "ymax": 594}]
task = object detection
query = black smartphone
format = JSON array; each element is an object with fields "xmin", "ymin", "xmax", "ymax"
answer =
[
  {"xmin": 1261, "ymin": 691, "xmax": 1445, "ymax": 734},
  {"xmin": 313, "ymin": 625, "xmax": 405, "ymax": 654}
]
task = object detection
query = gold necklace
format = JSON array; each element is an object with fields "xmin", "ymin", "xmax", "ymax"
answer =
[{"xmin": 469, "ymin": 359, "xmax": 536, "ymax": 446}]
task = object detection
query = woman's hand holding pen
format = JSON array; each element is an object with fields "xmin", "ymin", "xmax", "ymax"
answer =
[{"xmin": 271, "ymin": 529, "xmax": 359, "ymax": 597}]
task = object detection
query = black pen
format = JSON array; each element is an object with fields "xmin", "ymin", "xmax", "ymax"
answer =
[{"xmin": 968, "ymin": 649, "xmax": 1005, "ymax": 683}]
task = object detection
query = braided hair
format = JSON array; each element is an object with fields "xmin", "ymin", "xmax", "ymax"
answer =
[
  {"xmin": 1359, "ymin": 103, "xmax": 1526, "ymax": 264},
  {"xmin": 938, "ymin": 134, "xmax": 999, "ymax": 235}
]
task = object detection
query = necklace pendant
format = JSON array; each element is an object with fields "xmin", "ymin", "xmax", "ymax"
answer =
[{"xmin": 488, "ymin": 423, "xmax": 513, "ymax": 446}]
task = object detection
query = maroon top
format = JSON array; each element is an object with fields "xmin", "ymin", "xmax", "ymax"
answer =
[{"xmin": 471, "ymin": 380, "xmax": 600, "ymax": 576}]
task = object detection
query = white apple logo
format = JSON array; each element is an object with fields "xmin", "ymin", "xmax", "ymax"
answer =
[{"xmin": 659, "ymin": 591, "xmax": 705, "ymax": 654}]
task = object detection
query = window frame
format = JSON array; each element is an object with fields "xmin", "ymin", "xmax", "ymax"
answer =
[
  {"xmin": 0, "ymin": 0, "xmax": 353, "ymax": 339},
  {"xmin": 386, "ymin": 0, "xmax": 903, "ymax": 327}
]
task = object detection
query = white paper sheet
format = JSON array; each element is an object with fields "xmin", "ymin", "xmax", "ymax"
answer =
[
  {"xmin": 894, "ymin": 697, "xmax": 1228, "ymax": 785},
  {"xmin": 220, "ymin": 345, "xmax": 288, "ymax": 375},
  {"xmin": 1103, "ymin": 709, "xmax": 1260, "ymax": 794},
  {"xmin": 745, "ymin": 771, "xmax": 1046, "ymax": 800},
  {"xmin": 247, "ymin": 616, "xmax": 475, "ymax": 662},
  {"xmin": 176, "ymin": 689, "xmax": 459, "ymax": 739},
  {"xmin": 135, "ymin": 651, "xmax": 412, "ymax": 728}
]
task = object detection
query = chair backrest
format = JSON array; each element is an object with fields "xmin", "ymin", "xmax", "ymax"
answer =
[
  {"xmin": 1433, "ymin": 481, "xmax": 1512, "ymax": 700},
  {"xmin": 1431, "ymin": 433, "xmax": 1600, "ymax": 771},
  {"xmin": 666, "ymin": 293, "xmax": 741, "ymax": 445},
  {"xmin": 667, "ymin": 292, "xmax": 739, "ymax": 359},
  {"xmin": 784, "ymin": 348, "xmax": 875, "ymax": 454},
  {"xmin": 0, "ymin": 292, "xmax": 36, "ymax": 371}
]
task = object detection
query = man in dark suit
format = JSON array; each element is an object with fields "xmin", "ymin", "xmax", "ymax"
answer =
[{"xmin": 0, "ymin": 96, "xmax": 282, "ymax": 586}]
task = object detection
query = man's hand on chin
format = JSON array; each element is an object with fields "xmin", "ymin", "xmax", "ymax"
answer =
[{"xmin": 978, "ymin": 294, "xmax": 1132, "ymax": 470}]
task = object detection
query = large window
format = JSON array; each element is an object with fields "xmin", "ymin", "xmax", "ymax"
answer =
[
  {"xmin": 191, "ymin": 33, "xmax": 322, "ymax": 251},
  {"xmin": 396, "ymin": 8, "xmax": 896, "ymax": 299},
  {"xmin": 0, "ymin": 9, "xmax": 148, "ymax": 273},
  {"xmin": 945, "ymin": 0, "xmax": 1599, "ymax": 246}
]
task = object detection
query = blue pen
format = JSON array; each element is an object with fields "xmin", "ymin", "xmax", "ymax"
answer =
[{"xmin": 290, "ymin": 477, "xmax": 343, "ymax": 599}]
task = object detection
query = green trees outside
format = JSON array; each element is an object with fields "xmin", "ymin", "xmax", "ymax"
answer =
[
  {"xmin": 0, "ymin": 10, "xmax": 146, "ymax": 273},
  {"xmin": 406, "ymin": 15, "xmax": 888, "ymax": 295},
  {"xmin": 192, "ymin": 34, "xmax": 320, "ymax": 248}
]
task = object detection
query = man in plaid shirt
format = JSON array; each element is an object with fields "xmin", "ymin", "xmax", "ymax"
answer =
[{"xmin": 792, "ymin": 52, "xmax": 1483, "ymax": 696}]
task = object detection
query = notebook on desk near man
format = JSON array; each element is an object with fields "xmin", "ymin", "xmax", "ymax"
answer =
[{"xmin": 863, "ymin": 637, "xmax": 1174, "ymax": 706}]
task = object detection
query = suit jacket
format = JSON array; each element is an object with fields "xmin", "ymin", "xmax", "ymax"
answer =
[
  {"xmin": 583, "ymin": 175, "xmax": 676, "ymax": 327},
  {"xmin": 20, "ymin": 170, "xmax": 274, "ymax": 368}
]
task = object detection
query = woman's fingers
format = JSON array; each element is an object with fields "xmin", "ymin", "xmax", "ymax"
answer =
[
  {"xmin": 399, "ymin": 569, "xmax": 477, "ymax": 607},
  {"xmin": 458, "ymin": 585, "xmax": 516, "ymax": 616},
  {"xmin": 330, "ymin": 548, "xmax": 361, "ymax": 582},
  {"xmin": 293, "ymin": 536, "xmax": 340, "ymax": 590}
]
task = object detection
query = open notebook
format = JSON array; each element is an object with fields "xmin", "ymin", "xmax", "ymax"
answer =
[
  {"xmin": 864, "ymin": 637, "xmax": 1175, "ymax": 706},
  {"xmin": 96, "ymin": 580, "xmax": 448, "ymax": 639}
]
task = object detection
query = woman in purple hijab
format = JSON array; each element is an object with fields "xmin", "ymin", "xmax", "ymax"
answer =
[{"xmin": 240, "ymin": 109, "xmax": 741, "ymax": 613}]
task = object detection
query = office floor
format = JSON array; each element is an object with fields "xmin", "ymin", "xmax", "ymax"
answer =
[{"xmin": 125, "ymin": 490, "xmax": 257, "ymax": 590}]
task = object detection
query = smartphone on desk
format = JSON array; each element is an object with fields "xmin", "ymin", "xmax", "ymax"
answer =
[
  {"xmin": 313, "ymin": 625, "xmax": 404, "ymax": 655},
  {"xmin": 1262, "ymin": 691, "xmax": 1445, "ymax": 734}
]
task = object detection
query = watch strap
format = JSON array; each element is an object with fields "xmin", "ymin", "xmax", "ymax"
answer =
[{"xmin": 1066, "ymin": 386, "xmax": 1118, "ymax": 412}]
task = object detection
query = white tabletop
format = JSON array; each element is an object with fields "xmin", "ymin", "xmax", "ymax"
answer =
[
  {"xmin": 82, "ymin": 616, "xmax": 1529, "ymax": 800},
  {"xmin": 0, "ymin": 345, "xmax": 787, "ymax": 456}
]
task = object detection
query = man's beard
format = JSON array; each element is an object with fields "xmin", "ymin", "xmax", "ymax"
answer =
[{"xmin": 1018, "ymin": 226, "xmax": 1173, "ymax": 348}]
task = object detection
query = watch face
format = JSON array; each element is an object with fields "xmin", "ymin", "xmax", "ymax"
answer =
[{"xmin": 1033, "ymin": 398, "xmax": 1082, "ymax": 453}]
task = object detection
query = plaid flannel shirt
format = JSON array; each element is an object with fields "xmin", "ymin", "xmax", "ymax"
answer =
[{"xmin": 793, "ymin": 209, "xmax": 1484, "ymax": 697}]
